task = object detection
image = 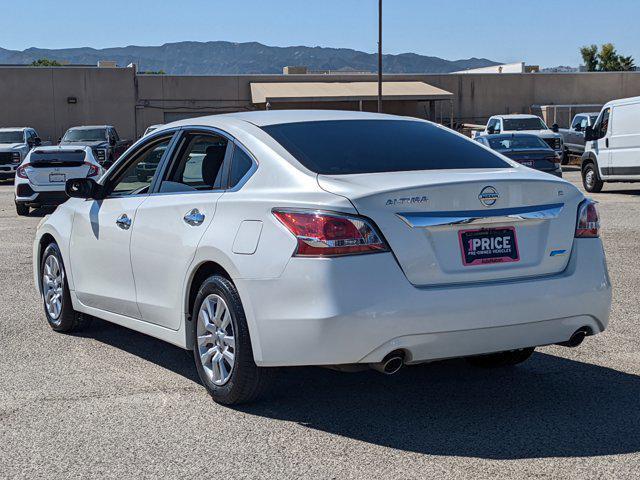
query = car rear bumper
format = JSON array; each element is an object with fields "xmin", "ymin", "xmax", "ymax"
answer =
[
  {"xmin": 15, "ymin": 183, "xmax": 68, "ymax": 206},
  {"xmin": 240, "ymin": 238, "xmax": 611, "ymax": 366}
]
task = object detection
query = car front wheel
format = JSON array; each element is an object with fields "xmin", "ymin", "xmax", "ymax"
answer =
[
  {"xmin": 40, "ymin": 242, "xmax": 89, "ymax": 332},
  {"xmin": 582, "ymin": 163, "xmax": 604, "ymax": 193},
  {"xmin": 192, "ymin": 275, "xmax": 273, "ymax": 405}
]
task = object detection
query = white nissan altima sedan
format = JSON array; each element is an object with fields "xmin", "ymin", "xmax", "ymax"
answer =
[{"xmin": 33, "ymin": 110, "xmax": 612, "ymax": 404}]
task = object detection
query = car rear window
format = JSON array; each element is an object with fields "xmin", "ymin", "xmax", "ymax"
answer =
[
  {"xmin": 30, "ymin": 150, "xmax": 86, "ymax": 165},
  {"xmin": 261, "ymin": 120, "xmax": 510, "ymax": 175}
]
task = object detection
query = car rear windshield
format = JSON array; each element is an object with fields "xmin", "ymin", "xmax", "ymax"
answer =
[
  {"xmin": 487, "ymin": 136, "xmax": 549, "ymax": 150},
  {"xmin": 0, "ymin": 131, "xmax": 23, "ymax": 144},
  {"xmin": 261, "ymin": 120, "xmax": 510, "ymax": 174},
  {"xmin": 502, "ymin": 118, "xmax": 547, "ymax": 131},
  {"xmin": 30, "ymin": 150, "xmax": 86, "ymax": 165},
  {"xmin": 62, "ymin": 128, "xmax": 106, "ymax": 142}
]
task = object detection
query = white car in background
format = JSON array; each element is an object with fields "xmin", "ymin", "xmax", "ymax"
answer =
[
  {"xmin": 0, "ymin": 127, "xmax": 41, "ymax": 180},
  {"xmin": 33, "ymin": 111, "xmax": 611, "ymax": 405},
  {"xmin": 582, "ymin": 96, "xmax": 640, "ymax": 192},
  {"xmin": 484, "ymin": 114, "xmax": 564, "ymax": 159},
  {"xmin": 15, "ymin": 146, "xmax": 103, "ymax": 216}
]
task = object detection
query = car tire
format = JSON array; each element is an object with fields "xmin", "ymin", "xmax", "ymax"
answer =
[
  {"xmin": 40, "ymin": 242, "xmax": 90, "ymax": 332},
  {"xmin": 192, "ymin": 275, "xmax": 273, "ymax": 405},
  {"xmin": 15, "ymin": 202, "xmax": 29, "ymax": 216},
  {"xmin": 466, "ymin": 347, "xmax": 535, "ymax": 368},
  {"xmin": 582, "ymin": 162, "xmax": 603, "ymax": 193},
  {"xmin": 562, "ymin": 149, "xmax": 570, "ymax": 165}
]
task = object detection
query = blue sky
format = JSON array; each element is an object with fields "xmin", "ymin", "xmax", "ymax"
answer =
[{"xmin": 3, "ymin": 0, "xmax": 639, "ymax": 67}]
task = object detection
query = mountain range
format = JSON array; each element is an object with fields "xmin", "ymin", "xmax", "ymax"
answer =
[{"xmin": 0, "ymin": 41, "xmax": 500, "ymax": 75}]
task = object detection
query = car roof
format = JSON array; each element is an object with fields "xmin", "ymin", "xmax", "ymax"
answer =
[
  {"xmin": 494, "ymin": 114, "xmax": 540, "ymax": 119},
  {"xmin": 66, "ymin": 125, "xmax": 111, "ymax": 130},
  {"xmin": 603, "ymin": 96, "xmax": 640, "ymax": 108},
  {"xmin": 0, "ymin": 127, "xmax": 29, "ymax": 132},
  {"xmin": 480, "ymin": 133, "xmax": 544, "ymax": 140},
  {"xmin": 165, "ymin": 110, "xmax": 407, "ymax": 129}
]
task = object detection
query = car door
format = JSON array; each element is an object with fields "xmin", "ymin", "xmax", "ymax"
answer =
[
  {"xmin": 69, "ymin": 132, "xmax": 176, "ymax": 318},
  {"xmin": 592, "ymin": 107, "xmax": 612, "ymax": 175},
  {"xmin": 130, "ymin": 128, "xmax": 233, "ymax": 329},
  {"xmin": 567, "ymin": 115, "xmax": 584, "ymax": 152}
]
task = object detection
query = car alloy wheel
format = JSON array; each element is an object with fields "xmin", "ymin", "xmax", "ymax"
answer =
[
  {"xmin": 196, "ymin": 294, "xmax": 236, "ymax": 386},
  {"xmin": 585, "ymin": 168, "xmax": 595, "ymax": 189},
  {"xmin": 42, "ymin": 253, "xmax": 64, "ymax": 323}
]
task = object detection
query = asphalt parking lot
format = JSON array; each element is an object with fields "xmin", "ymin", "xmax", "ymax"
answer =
[{"xmin": 1, "ymin": 167, "xmax": 640, "ymax": 479}]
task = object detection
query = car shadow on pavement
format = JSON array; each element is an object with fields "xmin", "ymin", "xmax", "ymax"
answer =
[
  {"xmin": 77, "ymin": 320, "xmax": 640, "ymax": 459},
  {"xmin": 239, "ymin": 350, "xmax": 640, "ymax": 460},
  {"xmin": 77, "ymin": 318, "xmax": 199, "ymax": 382}
]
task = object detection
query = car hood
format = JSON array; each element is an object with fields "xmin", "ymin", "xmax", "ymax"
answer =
[
  {"xmin": 506, "ymin": 130, "xmax": 561, "ymax": 139},
  {"xmin": 59, "ymin": 140, "xmax": 108, "ymax": 148},
  {"xmin": 0, "ymin": 143, "xmax": 25, "ymax": 151}
]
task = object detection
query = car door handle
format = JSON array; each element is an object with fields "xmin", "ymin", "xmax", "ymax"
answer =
[
  {"xmin": 605, "ymin": 138, "xmax": 609, "ymax": 148},
  {"xmin": 116, "ymin": 214, "xmax": 132, "ymax": 230},
  {"xmin": 183, "ymin": 209, "xmax": 205, "ymax": 226}
]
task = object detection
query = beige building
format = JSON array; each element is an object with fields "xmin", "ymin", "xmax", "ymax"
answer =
[{"xmin": 1, "ymin": 65, "xmax": 639, "ymax": 142}]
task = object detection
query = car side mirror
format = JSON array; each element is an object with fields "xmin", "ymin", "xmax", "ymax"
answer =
[
  {"xmin": 65, "ymin": 178, "xmax": 102, "ymax": 199},
  {"xmin": 487, "ymin": 126, "xmax": 495, "ymax": 135},
  {"xmin": 551, "ymin": 123, "xmax": 559, "ymax": 133},
  {"xmin": 574, "ymin": 125, "xmax": 582, "ymax": 132},
  {"xmin": 584, "ymin": 126, "xmax": 596, "ymax": 141},
  {"xmin": 109, "ymin": 137, "xmax": 116, "ymax": 146},
  {"xmin": 33, "ymin": 136, "xmax": 42, "ymax": 146}
]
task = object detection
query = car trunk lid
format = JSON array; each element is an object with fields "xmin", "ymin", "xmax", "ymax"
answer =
[
  {"xmin": 318, "ymin": 169, "xmax": 581, "ymax": 286},
  {"xmin": 26, "ymin": 149, "xmax": 89, "ymax": 186}
]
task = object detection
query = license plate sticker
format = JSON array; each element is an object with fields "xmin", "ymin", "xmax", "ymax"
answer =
[
  {"xmin": 459, "ymin": 227, "xmax": 520, "ymax": 266},
  {"xmin": 49, "ymin": 173, "xmax": 66, "ymax": 183}
]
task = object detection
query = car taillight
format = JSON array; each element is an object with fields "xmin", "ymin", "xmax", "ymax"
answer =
[
  {"xmin": 575, "ymin": 200, "xmax": 599, "ymax": 238},
  {"xmin": 85, "ymin": 162, "xmax": 100, "ymax": 177},
  {"xmin": 273, "ymin": 209, "xmax": 389, "ymax": 257},
  {"xmin": 16, "ymin": 164, "xmax": 30, "ymax": 179}
]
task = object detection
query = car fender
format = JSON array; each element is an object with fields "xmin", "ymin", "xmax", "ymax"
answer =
[
  {"xmin": 581, "ymin": 151, "xmax": 601, "ymax": 176},
  {"xmin": 33, "ymin": 203, "xmax": 77, "ymax": 295},
  {"xmin": 181, "ymin": 245, "xmax": 267, "ymax": 360}
]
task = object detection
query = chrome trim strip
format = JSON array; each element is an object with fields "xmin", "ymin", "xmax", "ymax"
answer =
[{"xmin": 397, "ymin": 203, "xmax": 564, "ymax": 228}]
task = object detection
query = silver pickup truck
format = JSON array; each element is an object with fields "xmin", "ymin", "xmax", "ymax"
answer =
[
  {"xmin": 559, "ymin": 113, "xmax": 600, "ymax": 160},
  {"xmin": 0, "ymin": 127, "xmax": 42, "ymax": 180}
]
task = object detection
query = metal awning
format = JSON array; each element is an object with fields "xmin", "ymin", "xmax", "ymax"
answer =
[{"xmin": 250, "ymin": 81, "xmax": 453, "ymax": 104}]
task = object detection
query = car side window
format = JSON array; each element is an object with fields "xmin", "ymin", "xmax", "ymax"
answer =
[
  {"xmin": 593, "ymin": 108, "xmax": 611, "ymax": 138},
  {"xmin": 572, "ymin": 116, "xmax": 583, "ymax": 129},
  {"xmin": 161, "ymin": 133, "xmax": 230, "ymax": 192},
  {"xmin": 106, "ymin": 136, "xmax": 173, "ymax": 197},
  {"xmin": 228, "ymin": 146, "xmax": 254, "ymax": 189}
]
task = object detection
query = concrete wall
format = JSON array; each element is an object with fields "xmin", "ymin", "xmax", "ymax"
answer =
[
  {"xmin": 0, "ymin": 67, "xmax": 136, "ymax": 142},
  {"xmin": 2, "ymin": 66, "xmax": 640, "ymax": 140}
]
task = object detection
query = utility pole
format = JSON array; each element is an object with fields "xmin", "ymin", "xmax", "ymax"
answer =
[{"xmin": 377, "ymin": 0, "xmax": 382, "ymax": 112}]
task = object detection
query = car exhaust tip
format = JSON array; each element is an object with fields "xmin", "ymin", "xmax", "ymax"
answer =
[
  {"xmin": 370, "ymin": 353, "xmax": 404, "ymax": 375},
  {"xmin": 557, "ymin": 327, "xmax": 591, "ymax": 348}
]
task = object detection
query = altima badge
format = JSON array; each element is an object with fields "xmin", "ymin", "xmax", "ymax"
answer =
[{"xmin": 478, "ymin": 186, "xmax": 499, "ymax": 207}]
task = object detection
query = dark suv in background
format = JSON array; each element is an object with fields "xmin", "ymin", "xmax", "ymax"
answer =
[{"xmin": 59, "ymin": 125, "xmax": 131, "ymax": 168}]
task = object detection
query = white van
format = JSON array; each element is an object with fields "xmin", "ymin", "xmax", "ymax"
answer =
[{"xmin": 582, "ymin": 96, "xmax": 640, "ymax": 192}]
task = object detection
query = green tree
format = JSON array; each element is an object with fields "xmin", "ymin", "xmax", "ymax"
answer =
[
  {"xmin": 580, "ymin": 44, "xmax": 598, "ymax": 71},
  {"xmin": 597, "ymin": 43, "xmax": 621, "ymax": 71},
  {"xmin": 619, "ymin": 55, "xmax": 636, "ymax": 71},
  {"xmin": 30, "ymin": 58, "xmax": 62, "ymax": 67}
]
